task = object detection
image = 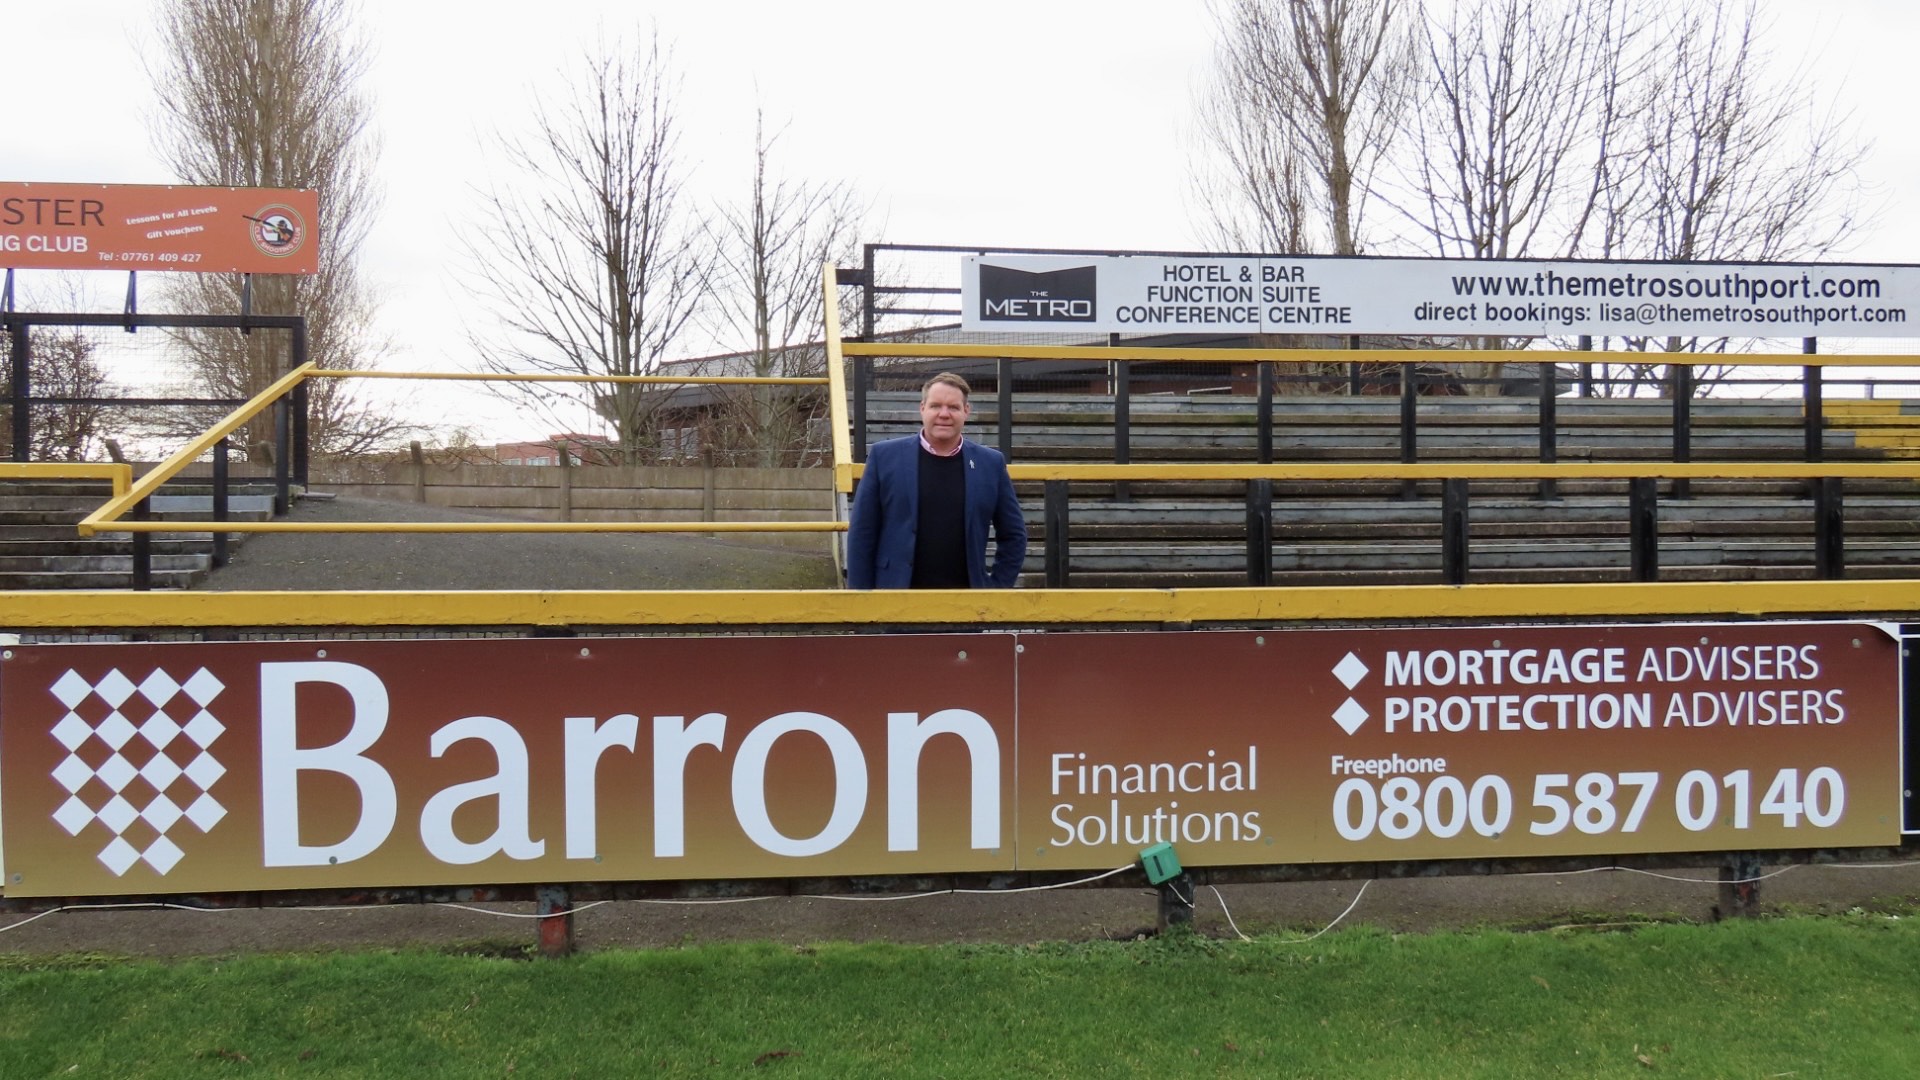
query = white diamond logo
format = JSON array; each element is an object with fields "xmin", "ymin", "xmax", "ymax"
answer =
[
  {"xmin": 137, "ymin": 669, "xmax": 182, "ymax": 707},
  {"xmin": 182, "ymin": 711, "xmax": 225, "ymax": 749},
  {"xmin": 53, "ymin": 796, "xmax": 96, "ymax": 836},
  {"xmin": 1333, "ymin": 698, "xmax": 1370, "ymax": 736},
  {"xmin": 185, "ymin": 793, "xmax": 226, "ymax": 832},
  {"xmin": 183, "ymin": 751, "xmax": 226, "ymax": 790},
  {"xmin": 140, "ymin": 753, "xmax": 184, "ymax": 791},
  {"xmin": 98, "ymin": 837, "xmax": 141, "ymax": 876},
  {"xmin": 141, "ymin": 793, "xmax": 185, "ymax": 833},
  {"xmin": 142, "ymin": 836, "xmax": 185, "ymax": 875},
  {"xmin": 52, "ymin": 754, "xmax": 95, "ymax": 794},
  {"xmin": 51, "ymin": 669, "xmax": 95, "ymax": 708},
  {"xmin": 95, "ymin": 754, "xmax": 138, "ymax": 793},
  {"xmin": 94, "ymin": 670, "xmax": 137, "ymax": 708},
  {"xmin": 182, "ymin": 668, "xmax": 225, "ymax": 706},
  {"xmin": 96, "ymin": 712, "xmax": 138, "ymax": 751},
  {"xmin": 51, "ymin": 712, "xmax": 93, "ymax": 750},
  {"xmin": 96, "ymin": 794, "xmax": 139, "ymax": 833},
  {"xmin": 140, "ymin": 710, "xmax": 182, "ymax": 750},
  {"xmin": 1333, "ymin": 652, "xmax": 1370, "ymax": 690}
]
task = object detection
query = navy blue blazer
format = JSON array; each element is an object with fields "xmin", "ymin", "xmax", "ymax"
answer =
[{"xmin": 845, "ymin": 436, "xmax": 1028, "ymax": 589}]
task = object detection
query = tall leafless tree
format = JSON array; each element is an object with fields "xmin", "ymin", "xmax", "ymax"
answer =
[
  {"xmin": 147, "ymin": 0, "xmax": 398, "ymax": 456},
  {"xmin": 1198, "ymin": 0, "xmax": 1414, "ymax": 256},
  {"xmin": 463, "ymin": 30, "xmax": 707, "ymax": 462},
  {"xmin": 694, "ymin": 113, "xmax": 868, "ymax": 467},
  {"xmin": 1591, "ymin": 0, "xmax": 1870, "ymax": 394}
]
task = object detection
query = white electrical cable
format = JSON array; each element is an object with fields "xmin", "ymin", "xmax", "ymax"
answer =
[{"xmin": 2, "ymin": 857, "xmax": 1915, "ymax": 935}]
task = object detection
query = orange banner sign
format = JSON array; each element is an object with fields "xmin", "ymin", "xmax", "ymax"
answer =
[
  {"xmin": 1, "ymin": 183, "xmax": 319, "ymax": 274},
  {"xmin": 0, "ymin": 623, "xmax": 1899, "ymax": 898}
]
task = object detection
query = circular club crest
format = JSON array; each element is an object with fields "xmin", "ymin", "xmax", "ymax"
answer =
[{"xmin": 245, "ymin": 203, "xmax": 307, "ymax": 259}]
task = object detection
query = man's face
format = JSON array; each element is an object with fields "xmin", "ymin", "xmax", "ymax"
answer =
[{"xmin": 919, "ymin": 382, "xmax": 971, "ymax": 450}]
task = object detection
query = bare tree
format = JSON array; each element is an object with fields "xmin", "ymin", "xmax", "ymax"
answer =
[
  {"xmin": 1198, "ymin": 0, "xmax": 1414, "ymax": 256},
  {"xmin": 695, "ymin": 113, "xmax": 868, "ymax": 467},
  {"xmin": 147, "ymin": 0, "xmax": 397, "ymax": 456},
  {"xmin": 1590, "ymin": 0, "xmax": 1870, "ymax": 395},
  {"xmin": 463, "ymin": 30, "xmax": 707, "ymax": 462}
]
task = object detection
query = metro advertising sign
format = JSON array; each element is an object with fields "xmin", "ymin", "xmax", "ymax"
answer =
[
  {"xmin": 960, "ymin": 254, "xmax": 1920, "ymax": 339},
  {"xmin": 0, "ymin": 624, "xmax": 1900, "ymax": 898},
  {"xmin": 1, "ymin": 183, "xmax": 320, "ymax": 274}
]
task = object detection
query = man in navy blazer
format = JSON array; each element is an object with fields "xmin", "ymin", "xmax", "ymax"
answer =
[{"xmin": 846, "ymin": 372, "xmax": 1027, "ymax": 589}]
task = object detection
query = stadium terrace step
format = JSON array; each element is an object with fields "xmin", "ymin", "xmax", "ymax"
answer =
[{"xmin": 0, "ymin": 477, "xmax": 277, "ymax": 590}]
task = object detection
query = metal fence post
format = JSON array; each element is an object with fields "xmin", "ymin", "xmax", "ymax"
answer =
[
  {"xmin": 1537, "ymin": 358, "xmax": 1558, "ymax": 501},
  {"xmin": 131, "ymin": 497, "xmax": 152, "ymax": 591},
  {"xmin": 1246, "ymin": 478, "xmax": 1273, "ymax": 586},
  {"xmin": 536, "ymin": 884, "xmax": 575, "ymax": 957},
  {"xmin": 1111, "ymin": 338, "xmax": 1130, "ymax": 502},
  {"xmin": 1399, "ymin": 362, "xmax": 1419, "ymax": 501},
  {"xmin": 272, "ymin": 397, "xmax": 291, "ymax": 516},
  {"xmin": 1044, "ymin": 480, "xmax": 1070, "ymax": 588},
  {"xmin": 9, "ymin": 320, "xmax": 29, "ymax": 462},
  {"xmin": 212, "ymin": 437, "xmax": 230, "ymax": 568},
  {"xmin": 997, "ymin": 356, "xmax": 1015, "ymax": 461},
  {"xmin": 1630, "ymin": 477, "xmax": 1659, "ymax": 582},
  {"xmin": 1671, "ymin": 363, "xmax": 1693, "ymax": 501},
  {"xmin": 1257, "ymin": 360, "xmax": 1274, "ymax": 465},
  {"xmin": 1815, "ymin": 477, "xmax": 1844, "ymax": 579},
  {"xmin": 1803, "ymin": 338, "xmax": 1823, "ymax": 472},
  {"xmin": 1441, "ymin": 478, "xmax": 1469, "ymax": 584}
]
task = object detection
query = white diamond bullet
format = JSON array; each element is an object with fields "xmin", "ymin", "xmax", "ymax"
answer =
[
  {"xmin": 1332, "ymin": 652, "xmax": 1370, "ymax": 690},
  {"xmin": 1333, "ymin": 698, "xmax": 1370, "ymax": 735}
]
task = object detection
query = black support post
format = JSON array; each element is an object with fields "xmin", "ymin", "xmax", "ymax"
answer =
[
  {"xmin": 1577, "ymin": 334, "xmax": 1593, "ymax": 398},
  {"xmin": 1803, "ymin": 338, "xmax": 1823, "ymax": 466},
  {"xmin": 1399, "ymin": 362, "xmax": 1418, "ymax": 501},
  {"xmin": 997, "ymin": 356, "xmax": 1014, "ymax": 461},
  {"xmin": 1044, "ymin": 480, "xmax": 1070, "ymax": 588},
  {"xmin": 1257, "ymin": 361, "xmax": 1274, "ymax": 464},
  {"xmin": 1717, "ymin": 853, "xmax": 1764, "ymax": 919},
  {"xmin": 1111, "ymin": 341, "xmax": 1130, "ymax": 502},
  {"xmin": 1441, "ymin": 478, "xmax": 1469, "ymax": 585},
  {"xmin": 1537, "ymin": 358, "xmax": 1558, "ymax": 500},
  {"xmin": 272, "ymin": 398, "xmax": 291, "ymax": 516},
  {"xmin": 1157, "ymin": 874, "xmax": 1195, "ymax": 931},
  {"xmin": 8, "ymin": 320, "xmax": 27, "ymax": 462},
  {"xmin": 1245, "ymin": 478, "xmax": 1273, "ymax": 586},
  {"xmin": 1630, "ymin": 477, "xmax": 1659, "ymax": 582},
  {"xmin": 212, "ymin": 437, "xmax": 230, "ymax": 568},
  {"xmin": 1814, "ymin": 477, "xmax": 1844, "ymax": 579},
  {"xmin": 1671, "ymin": 364, "xmax": 1693, "ymax": 501},
  {"xmin": 131, "ymin": 497, "xmax": 152, "ymax": 591}
]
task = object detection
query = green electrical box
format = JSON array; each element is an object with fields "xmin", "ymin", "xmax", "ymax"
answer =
[{"xmin": 1138, "ymin": 843, "xmax": 1182, "ymax": 885}]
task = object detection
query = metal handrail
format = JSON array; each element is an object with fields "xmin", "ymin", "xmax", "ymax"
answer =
[{"xmin": 75, "ymin": 364, "xmax": 842, "ymax": 538}]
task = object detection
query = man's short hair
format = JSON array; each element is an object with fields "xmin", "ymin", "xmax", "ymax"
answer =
[{"xmin": 921, "ymin": 372, "xmax": 971, "ymax": 403}]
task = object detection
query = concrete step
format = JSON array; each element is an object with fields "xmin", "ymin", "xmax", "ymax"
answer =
[
  {"xmin": 0, "ymin": 553, "xmax": 210, "ymax": 573},
  {"xmin": 0, "ymin": 568, "xmax": 206, "ymax": 589}
]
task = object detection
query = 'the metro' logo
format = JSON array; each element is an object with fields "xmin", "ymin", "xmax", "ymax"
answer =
[{"xmin": 978, "ymin": 263, "xmax": 1098, "ymax": 322}]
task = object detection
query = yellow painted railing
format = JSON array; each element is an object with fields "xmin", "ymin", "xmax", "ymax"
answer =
[{"xmin": 74, "ymin": 364, "xmax": 844, "ymax": 538}]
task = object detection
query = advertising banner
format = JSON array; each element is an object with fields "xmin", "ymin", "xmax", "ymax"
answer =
[
  {"xmin": 960, "ymin": 254, "xmax": 1919, "ymax": 339},
  {"xmin": 1016, "ymin": 623, "xmax": 1901, "ymax": 870},
  {"xmin": 0, "ymin": 623, "xmax": 1899, "ymax": 898},
  {"xmin": 1, "ymin": 183, "xmax": 319, "ymax": 274}
]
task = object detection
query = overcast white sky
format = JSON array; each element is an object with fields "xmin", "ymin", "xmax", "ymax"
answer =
[{"xmin": 7, "ymin": 1, "xmax": 1919, "ymax": 443}]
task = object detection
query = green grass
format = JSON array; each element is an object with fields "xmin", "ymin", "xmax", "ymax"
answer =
[{"xmin": 1, "ymin": 914, "xmax": 1917, "ymax": 1078}]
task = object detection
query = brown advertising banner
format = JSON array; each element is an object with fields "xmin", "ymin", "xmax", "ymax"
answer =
[
  {"xmin": 0, "ymin": 636, "xmax": 1018, "ymax": 897},
  {"xmin": 1017, "ymin": 622, "xmax": 1902, "ymax": 869},
  {"xmin": 0, "ymin": 623, "xmax": 1901, "ymax": 898},
  {"xmin": 1, "ymin": 183, "xmax": 319, "ymax": 274}
]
